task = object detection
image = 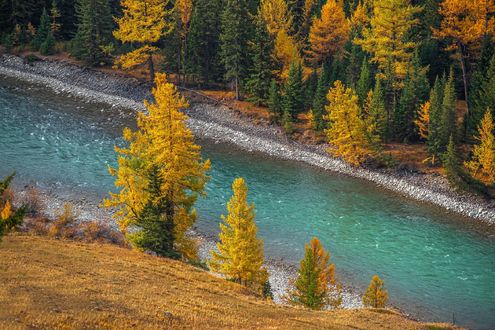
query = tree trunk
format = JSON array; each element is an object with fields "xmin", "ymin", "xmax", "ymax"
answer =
[{"xmin": 148, "ymin": 54, "xmax": 155, "ymax": 83}]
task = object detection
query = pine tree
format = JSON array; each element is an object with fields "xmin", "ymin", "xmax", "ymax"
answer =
[
  {"xmin": 440, "ymin": 69, "xmax": 457, "ymax": 151},
  {"xmin": 209, "ymin": 177, "xmax": 268, "ymax": 292},
  {"xmin": 427, "ymin": 76, "xmax": 446, "ymax": 162},
  {"xmin": 283, "ymin": 61, "xmax": 305, "ymax": 118},
  {"xmin": 311, "ymin": 68, "xmax": 329, "ymax": 131},
  {"xmin": 365, "ymin": 79, "xmax": 387, "ymax": 142},
  {"xmin": 104, "ymin": 74, "xmax": 210, "ymax": 259},
  {"xmin": 356, "ymin": 57, "xmax": 372, "ymax": 106},
  {"xmin": 395, "ymin": 53, "xmax": 430, "ymax": 142},
  {"xmin": 0, "ymin": 174, "xmax": 26, "ymax": 242},
  {"xmin": 287, "ymin": 237, "xmax": 341, "ymax": 310},
  {"xmin": 444, "ymin": 135, "xmax": 464, "ymax": 189},
  {"xmin": 324, "ymin": 80, "xmax": 375, "ymax": 166},
  {"xmin": 187, "ymin": 0, "xmax": 223, "ymax": 84},
  {"xmin": 245, "ymin": 10, "xmax": 274, "ymax": 105},
  {"xmin": 220, "ymin": 0, "xmax": 250, "ymax": 100},
  {"xmin": 465, "ymin": 110, "xmax": 495, "ymax": 186},
  {"xmin": 113, "ymin": 0, "xmax": 173, "ymax": 81},
  {"xmin": 71, "ymin": 0, "xmax": 113, "ymax": 66},
  {"xmin": 268, "ymin": 79, "xmax": 282, "ymax": 117},
  {"xmin": 31, "ymin": 7, "xmax": 50, "ymax": 51},
  {"xmin": 307, "ymin": 0, "xmax": 350, "ymax": 66},
  {"xmin": 362, "ymin": 275, "xmax": 388, "ymax": 308}
]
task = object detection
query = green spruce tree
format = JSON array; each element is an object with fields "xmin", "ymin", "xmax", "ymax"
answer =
[
  {"xmin": 367, "ymin": 78, "xmax": 387, "ymax": 142},
  {"xmin": 443, "ymin": 135, "xmax": 464, "ymax": 190},
  {"xmin": 245, "ymin": 11, "xmax": 274, "ymax": 105},
  {"xmin": 283, "ymin": 61, "xmax": 305, "ymax": 119},
  {"xmin": 312, "ymin": 68, "xmax": 329, "ymax": 131},
  {"xmin": 440, "ymin": 69, "xmax": 457, "ymax": 151},
  {"xmin": 427, "ymin": 76, "xmax": 446, "ymax": 162},
  {"xmin": 268, "ymin": 79, "xmax": 282, "ymax": 118},
  {"xmin": 356, "ymin": 57, "xmax": 372, "ymax": 106},
  {"xmin": 31, "ymin": 7, "xmax": 50, "ymax": 51}
]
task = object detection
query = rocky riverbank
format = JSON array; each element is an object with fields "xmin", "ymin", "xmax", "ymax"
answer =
[{"xmin": 1, "ymin": 53, "xmax": 493, "ymax": 225}]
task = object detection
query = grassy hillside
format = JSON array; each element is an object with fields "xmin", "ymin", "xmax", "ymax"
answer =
[{"xmin": 0, "ymin": 235, "xmax": 458, "ymax": 329}]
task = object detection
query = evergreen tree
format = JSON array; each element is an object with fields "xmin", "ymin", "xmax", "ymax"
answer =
[
  {"xmin": 104, "ymin": 74, "xmax": 210, "ymax": 259},
  {"xmin": 39, "ymin": 30, "xmax": 55, "ymax": 55},
  {"xmin": 356, "ymin": 57, "xmax": 372, "ymax": 106},
  {"xmin": 220, "ymin": 0, "xmax": 250, "ymax": 100},
  {"xmin": 71, "ymin": 0, "xmax": 113, "ymax": 66},
  {"xmin": 443, "ymin": 135, "xmax": 464, "ymax": 189},
  {"xmin": 362, "ymin": 275, "xmax": 388, "ymax": 308},
  {"xmin": 305, "ymin": 70, "xmax": 318, "ymax": 110},
  {"xmin": 465, "ymin": 110, "xmax": 495, "ymax": 186},
  {"xmin": 287, "ymin": 237, "xmax": 341, "ymax": 310},
  {"xmin": 440, "ymin": 69, "xmax": 457, "ymax": 151},
  {"xmin": 268, "ymin": 79, "xmax": 282, "ymax": 117},
  {"xmin": 187, "ymin": 0, "xmax": 223, "ymax": 84},
  {"xmin": 311, "ymin": 68, "xmax": 329, "ymax": 131},
  {"xmin": 283, "ymin": 61, "xmax": 305, "ymax": 118},
  {"xmin": 245, "ymin": 11, "xmax": 274, "ymax": 105},
  {"xmin": 395, "ymin": 53, "xmax": 430, "ymax": 142},
  {"xmin": 427, "ymin": 76, "xmax": 446, "ymax": 162},
  {"xmin": 31, "ymin": 7, "xmax": 50, "ymax": 51},
  {"xmin": 0, "ymin": 173, "xmax": 26, "ymax": 242},
  {"xmin": 209, "ymin": 177, "xmax": 268, "ymax": 292},
  {"xmin": 365, "ymin": 79, "xmax": 387, "ymax": 142}
]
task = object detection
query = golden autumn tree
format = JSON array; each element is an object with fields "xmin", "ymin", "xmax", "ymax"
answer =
[
  {"xmin": 0, "ymin": 174, "xmax": 25, "ymax": 241},
  {"xmin": 104, "ymin": 73, "xmax": 210, "ymax": 259},
  {"xmin": 465, "ymin": 110, "xmax": 495, "ymax": 186},
  {"xmin": 415, "ymin": 101, "xmax": 431, "ymax": 140},
  {"xmin": 174, "ymin": 0, "xmax": 193, "ymax": 85},
  {"xmin": 433, "ymin": 0, "xmax": 495, "ymax": 113},
  {"xmin": 209, "ymin": 177, "xmax": 268, "ymax": 293},
  {"xmin": 307, "ymin": 0, "xmax": 350, "ymax": 65},
  {"xmin": 287, "ymin": 237, "xmax": 341, "ymax": 310},
  {"xmin": 113, "ymin": 0, "xmax": 173, "ymax": 81},
  {"xmin": 363, "ymin": 275, "xmax": 388, "ymax": 308},
  {"xmin": 324, "ymin": 80, "xmax": 375, "ymax": 166},
  {"xmin": 274, "ymin": 29, "xmax": 302, "ymax": 79},
  {"xmin": 355, "ymin": 0, "xmax": 420, "ymax": 90},
  {"xmin": 260, "ymin": 0, "xmax": 293, "ymax": 36}
]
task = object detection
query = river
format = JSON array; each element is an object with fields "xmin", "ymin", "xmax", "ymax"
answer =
[{"xmin": 1, "ymin": 75, "xmax": 494, "ymax": 329}]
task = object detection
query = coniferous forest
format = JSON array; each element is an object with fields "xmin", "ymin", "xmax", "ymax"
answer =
[{"xmin": 1, "ymin": 0, "xmax": 495, "ymax": 195}]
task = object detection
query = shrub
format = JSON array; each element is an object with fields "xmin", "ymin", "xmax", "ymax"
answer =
[
  {"xmin": 80, "ymin": 221, "xmax": 125, "ymax": 246},
  {"xmin": 48, "ymin": 203, "xmax": 78, "ymax": 239},
  {"xmin": 22, "ymin": 187, "xmax": 43, "ymax": 216}
]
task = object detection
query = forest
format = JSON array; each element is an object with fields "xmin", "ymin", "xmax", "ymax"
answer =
[{"xmin": 1, "ymin": 0, "xmax": 495, "ymax": 195}]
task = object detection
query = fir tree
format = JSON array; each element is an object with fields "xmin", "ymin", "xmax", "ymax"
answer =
[
  {"xmin": 362, "ymin": 275, "xmax": 388, "ymax": 308},
  {"xmin": 71, "ymin": 0, "xmax": 113, "ymax": 66},
  {"xmin": 245, "ymin": 11, "xmax": 274, "ymax": 105},
  {"xmin": 440, "ymin": 69, "xmax": 457, "ymax": 151},
  {"xmin": 31, "ymin": 7, "xmax": 50, "ymax": 51},
  {"xmin": 0, "ymin": 173, "xmax": 26, "ymax": 242},
  {"xmin": 209, "ymin": 177, "xmax": 268, "ymax": 292},
  {"xmin": 356, "ymin": 57, "xmax": 372, "ymax": 106},
  {"xmin": 311, "ymin": 68, "xmax": 329, "ymax": 131},
  {"xmin": 104, "ymin": 74, "xmax": 210, "ymax": 259},
  {"xmin": 268, "ymin": 79, "xmax": 282, "ymax": 117},
  {"xmin": 443, "ymin": 135, "xmax": 464, "ymax": 189},
  {"xmin": 187, "ymin": 0, "xmax": 223, "ymax": 84},
  {"xmin": 220, "ymin": 0, "xmax": 250, "ymax": 100},
  {"xmin": 465, "ymin": 110, "xmax": 495, "ymax": 186},
  {"xmin": 395, "ymin": 53, "xmax": 430, "ymax": 142},
  {"xmin": 287, "ymin": 237, "xmax": 341, "ymax": 310},
  {"xmin": 283, "ymin": 61, "xmax": 305, "ymax": 118}
]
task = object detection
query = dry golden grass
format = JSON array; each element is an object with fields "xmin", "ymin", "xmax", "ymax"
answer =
[{"xmin": 0, "ymin": 236, "xmax": 460, "ymax": 330}]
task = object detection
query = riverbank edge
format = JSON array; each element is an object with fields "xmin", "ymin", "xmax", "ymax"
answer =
[{"xmin": 0, "ymin": 54, "xmax": 493, "ymax": 226}]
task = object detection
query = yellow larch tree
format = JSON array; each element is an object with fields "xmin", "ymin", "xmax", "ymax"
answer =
[
  {"xmin": 465, "ymin": 110, "xmax": 495, "ymax": 186},
  {"xmin": 113, "ymin": 0, "xmax": 174, "ymax": 81},
  {"xmin": 355, "ymin": 0, "xmax": 420, "ymax": 89},
  {"xmin": 307, "ymin": 0, "xmax": 350, "ymax": 65},
  {"xmin": 433, "ymin": 0, "xmax": 495, "ymax": 114},
  {"xmin": 274, "ymin": 29, "xmax": 303, "ymax": 79},
  {"xmin": 324, "ymin": 80, "xmax": 375, "ymax": 166},
  {"xmin": 287, "ymin": 237, "xmax": 341, "ymax": 310},
  {"xmin": 415, "ymin": 101, "xmax": 431, "ymax": 140},
  {"xmin": 209, "ymin": 177, "xmax": 268, "ymax": 293},
  {"xmin": 104, "ymin": 73, "xmax": 210, "ymax": 259},
  {"xmin": 260, "ymin": 0, "xmax": 293, "ymax": 36},
  {"xmin": 362, "ymin": 275, "xmax": 388, "ymax": 308},
  {"xmin": 174, "ymin": 0, "xmax": 193, "ymax": 85}
]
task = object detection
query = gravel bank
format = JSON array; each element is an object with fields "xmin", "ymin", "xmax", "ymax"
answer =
[{"xmin": 1, "ymin": 54, "xmax": 493, "ymax": 225}]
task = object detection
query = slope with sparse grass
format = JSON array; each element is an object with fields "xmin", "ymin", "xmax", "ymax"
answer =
[{"xmin": 0, "ymin": 235, "xmax": 460, "ymax": 329}]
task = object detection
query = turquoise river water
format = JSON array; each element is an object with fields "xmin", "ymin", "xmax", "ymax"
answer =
[{"xmin": 0, "ymin": 76, "xmax": 494, "ymax": 329}]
